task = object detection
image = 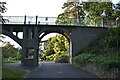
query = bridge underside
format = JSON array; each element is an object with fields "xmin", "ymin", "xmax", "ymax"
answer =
[{"xmin": 2, "ymin": 24, "xmax": 107, "ymax": 65}]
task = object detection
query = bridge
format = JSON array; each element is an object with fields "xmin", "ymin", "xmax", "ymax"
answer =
[{"xmin": 1, "ymin": 16, "xmax": 107, "ymax": 66}]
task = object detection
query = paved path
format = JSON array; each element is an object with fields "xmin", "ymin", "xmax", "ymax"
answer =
[
  {"xmin": 3, "ymin": 62, "xmax": 97, "ymax": 78},
  {"xmin": 26, "ymin": 62, "xmax": 97, "ymax": 78}
]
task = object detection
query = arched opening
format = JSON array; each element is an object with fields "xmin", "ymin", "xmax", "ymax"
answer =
[
  {"xmin": 38, "ymin": 30, "xmax": 72, "ymax": 64},
  {"xmin": 0, "ymin": 34, "xmax": 22, "ymax": 63}
]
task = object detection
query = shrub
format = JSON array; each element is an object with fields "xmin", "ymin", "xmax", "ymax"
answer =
[{"xmin": 73, "ymin": 52, "xmax": 120, "ymax": 69}]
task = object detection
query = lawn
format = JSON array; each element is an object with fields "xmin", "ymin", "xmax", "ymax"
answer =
[
  {"xmin": 3, "ymin": 58, "xmax": 19, "ymax": 63},
  {"xmin": 2, "ymin": 67, "xmax": 27, "ymax": 79}
]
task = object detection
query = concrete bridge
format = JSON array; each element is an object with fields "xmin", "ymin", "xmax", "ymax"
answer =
[
  {"xmin": 1, "ymin": 16, "xmax": 107, "ymax": 65},
  {"xmin": 1, "ymin": 23, "xmax": 107, "ymax": 66}
]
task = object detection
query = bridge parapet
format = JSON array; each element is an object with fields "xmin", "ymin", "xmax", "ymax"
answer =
[{"xmin": 0, "ymin": 16, "xmax": 113, "ymax": 27}]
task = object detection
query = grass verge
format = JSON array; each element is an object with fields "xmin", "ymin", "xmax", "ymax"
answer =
[{"xmin": 2, "ymin": 67, "xmax": 27, "ymax": 79}]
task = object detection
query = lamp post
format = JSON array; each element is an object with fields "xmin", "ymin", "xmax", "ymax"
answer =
[{"xmin": 101, "ymin": 10, "xmax": 106, "ymax": 27}]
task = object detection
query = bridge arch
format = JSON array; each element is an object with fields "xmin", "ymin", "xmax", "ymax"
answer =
[
  {"xmin": 37, "ymin": 28, "xmax": 70, "ymax": 40},
  {"xmin": 38, "ymin": 28, "xmax": 73, "ymax": 63},
  {"xmin": 2, "ymin": 29, "xmax": 22, "ymax": 47}
]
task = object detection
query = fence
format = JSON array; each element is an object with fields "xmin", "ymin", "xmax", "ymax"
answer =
[{"xmin": 0, "ymin": 16, "xmax": 119, "ymax": 27}]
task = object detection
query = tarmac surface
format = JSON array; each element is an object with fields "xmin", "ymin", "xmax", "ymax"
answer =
[{"xmin": 3, "ymin": 62, "xmax": 98, "ymax": 78}]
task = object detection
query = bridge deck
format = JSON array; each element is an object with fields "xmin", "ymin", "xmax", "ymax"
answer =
[{"xmin": 2, "ymin": 24, "xmax": 106, "ymax": 32}]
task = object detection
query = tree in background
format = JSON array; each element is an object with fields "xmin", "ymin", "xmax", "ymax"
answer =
[
  {"xmin": 2, "ymin": 42, "xmax": 21, "ymax": 59},
  {"xmin": 83, "ymin": 2, "xmax": 120, "ymax": 27},
  {"xmin": 40, "ymin": 34, "xmax": 69, "ymax": 62},
  {"xmin": 113, "ymin": 1, "xmax": 120, "ymax": 26},
  {"xmin": 56, "ymin": 0, "xmax": 85, "ymax": 25},
  {"xmin": 0, "ymin": 2, "xmax": 7, "ymax": 23},
  {"xmin": 0, "ymin": 2, "xmax": 7, "ymax": 41},
  {"xmin": 0, "ymin": 34, "xmax": 5, "ymax": 42},
  {"xmin": 56, "ymin": 0, "xmax": 120, "ymax": 27}
]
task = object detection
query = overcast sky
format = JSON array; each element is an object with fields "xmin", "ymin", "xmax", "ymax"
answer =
[
  {"xmin": 2, "ymin": 0, "xmax": 67, "ymax": 17},
  {"xmin": 0, "ymin": 0, "xmax": 119, "ymax": 48},
  {"xmin": 1, "ymin": 0, "xmax": 119, "ymax": 16}
]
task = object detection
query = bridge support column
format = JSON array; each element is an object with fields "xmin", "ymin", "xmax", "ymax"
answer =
[{"xmin": 21, "ymin": 27, "xmax": 39, "ymax": 66}]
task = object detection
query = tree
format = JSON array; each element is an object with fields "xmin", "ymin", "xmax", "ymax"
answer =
[
  {"xmin": 0, "ymin": 2, "xmax": 7, "ymax": 42},
  {"xmin": 0, "ymin": 34, "xmax": 5, "ymax": 42},
  {"xmin": 56, "ymin": 1, "xmax": 120, "ymax": 27},
  {"xmin": 2, "ymin": 42, "xmax": 19, "ymax": 58},
  {"xmin": 56, "ymin": 0, "xmax": 85, "ymax": 25},
  {"xmin": 42, "ymin": 34, "xmax": 69, "ymax": 61},
  {"xmin": 0, "ymin": 2, "xmax": 8, "ymax": 23}
]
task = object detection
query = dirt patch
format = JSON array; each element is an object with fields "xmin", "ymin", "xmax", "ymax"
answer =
[{"xmin": 74, "ymin": 63, "xmax": 119, "ymax": 78}]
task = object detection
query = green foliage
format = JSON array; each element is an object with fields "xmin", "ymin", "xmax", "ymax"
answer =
[
  {"xmin": 1, "ymin": 42, "xmax": 21, "ymax": 59},
  {"xmin": 56, "ymin": 1, "xmax": 120, "ymax": 26},
  {"xmin": 57, "ymin": 52, "xmax": 69, "ymax": 58},
  {"xmin": 73, "ymin": 53, "xmax": 97, "ymax": 64},
  {"xmin": 56, "ymin": 0, "xmax": 85, "ymax": 25},
  {"xmin": 3, "ymin": 58, "xmax": 18, "ymax": 63},
  {"xmin": 14, "ymin": 54, "xmax": 21, "ymax": 60},
  {"xmin": 73, "ymin": 52, "xmax": 120, "ymax": 69},
  {"xmin": 2, "ymin": 67, "xmax": 26, "ymax": 78},
  {"xmin": 41, "ymin": 34, "xmax": 69, "ymax": 62}
]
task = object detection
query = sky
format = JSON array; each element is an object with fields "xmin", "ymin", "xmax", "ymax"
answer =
[
  {"xmin": 2, "ymin": 0, "xmax": 67, "ymax": 17},
  {"xmin": 0, "ymin": 0, "xmax": 119, "ymax": 48}
]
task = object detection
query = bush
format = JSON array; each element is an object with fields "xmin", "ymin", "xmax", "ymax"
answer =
[
  {"xmin": 73, "ymin": 52, "xmax": 120, "ymax": 69},
  {"xmin": 73, "ymin": 53, "xmax": 97, "ymax": 64},
  {"xmin": 14, "ymin": 54, "xmax": 21, "ymax": 60},
  {"xmin": 55, "ymin": 56, "xmax": 69, "ymax": 63}
]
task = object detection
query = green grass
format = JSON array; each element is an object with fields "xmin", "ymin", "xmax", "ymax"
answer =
[
  {"xmin": 3, "ymin": 58, "xmax": 18, "ymax": 63},
  {"xmin": 2, "ymin": 67, "xmax": 27, "ymax": 79},
  {"xmin": 3, "ymin": 60, "xmax": 18, "ymax": 63}
]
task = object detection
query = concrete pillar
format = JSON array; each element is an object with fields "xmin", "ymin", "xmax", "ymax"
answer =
[
  {"xmin": 21, "ymin": 27, "xmax": 39, "ymax": 66},
  {"xmin": 33, "ymin": 27, "xmax": 39, "ymax": 65},
  {"xmin": 33, "ymin": 47, "xmax": 39, "ymax": 65},
  {"xmin": 34, "ymin": 27, "xmax": 38, "ymax": 38},
  {"xmin": 28, "ymin": 28, "xmax": 32, "ymax": 39},
  {"xmin": 23, "ymin": 27, "xmax": 27, "ymax": 39},
  {"xmin": 21, "ymin": 47, "xmax": 26, "ymax": 64},
  {"xmin": 16, "ymin": 32, "xmax": 18, "ymax": 37}
]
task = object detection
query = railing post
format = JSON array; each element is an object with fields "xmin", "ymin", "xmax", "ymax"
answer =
[
  {"xmin": 28, "ymin": 21, "xmax": 30, "ymax": 24},
  {"xmin": 24, "ymin": 15, "xmax": 26, "ymax": 24},
  {"xmin": 36, "ymin": 16, "xmax": 38, "ymax": 25},
  {"xmin": 38, "ymin": 21, "xmax": 40, "ymax": 25}
]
